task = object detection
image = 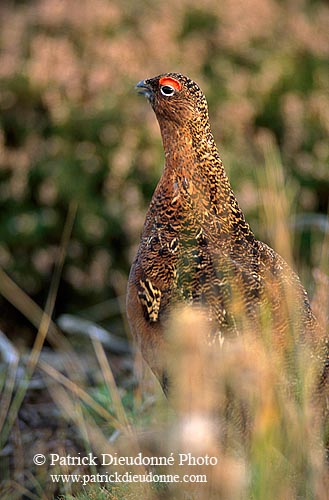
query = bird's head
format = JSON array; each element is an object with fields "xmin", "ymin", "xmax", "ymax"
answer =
[{"xmin": 136, "ymin": 73, "xmax": 209, "ymax": 128}]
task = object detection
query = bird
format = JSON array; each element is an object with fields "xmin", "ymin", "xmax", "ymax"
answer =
[{"xmin": 126, "ymin": 72, "xmax": 322, "ymax": 395}]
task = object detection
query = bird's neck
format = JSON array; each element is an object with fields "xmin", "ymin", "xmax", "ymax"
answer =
[
  {"xmin": 159, "ymin": 119, "xmax": 226, "ymax": 179},
  {"xmin": 158, "ymin": 119, "xmax": 247, "ymax": 230}
]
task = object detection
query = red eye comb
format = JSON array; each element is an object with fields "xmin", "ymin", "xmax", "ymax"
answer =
[{"xmin": 159, "ymin": 77, "xmax": 182, "ymax": 91}]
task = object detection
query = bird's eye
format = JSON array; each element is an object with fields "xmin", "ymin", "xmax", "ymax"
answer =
[{"xmin": 160, "ymin": 85, "xmax": 175, "ymax": 97}]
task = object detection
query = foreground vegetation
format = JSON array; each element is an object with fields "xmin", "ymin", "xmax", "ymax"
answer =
[{"xmin": 1, "ymin": 144, "xmax": 328, "ymax": 499}]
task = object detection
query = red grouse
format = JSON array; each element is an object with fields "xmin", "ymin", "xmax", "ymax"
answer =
[{"xmin": 127, "ymin": 72, "xmax": 320, "ymax": 394}]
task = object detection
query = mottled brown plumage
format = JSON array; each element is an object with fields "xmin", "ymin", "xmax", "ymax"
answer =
[{"xmin": 127, "ymin": 73, "xmax": 321, "ymax": 393}]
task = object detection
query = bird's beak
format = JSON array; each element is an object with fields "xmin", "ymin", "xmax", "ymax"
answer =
[{"xmin": 135, "ymin": 79, "xmax": 153, "ymax": 99}]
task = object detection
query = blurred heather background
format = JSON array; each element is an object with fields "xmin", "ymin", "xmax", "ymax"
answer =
[
  {"xmin": 0, "ymin": 0, "xmax": 328, "ymax": 337},
  {"xmin": 0, "ymin": 1, "xmax": 329, "ymax": 498}
]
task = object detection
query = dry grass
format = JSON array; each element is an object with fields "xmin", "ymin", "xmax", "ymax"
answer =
[{"xmin": 0, "ymin": 149, "xmax": 328, "ymax": 500}]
